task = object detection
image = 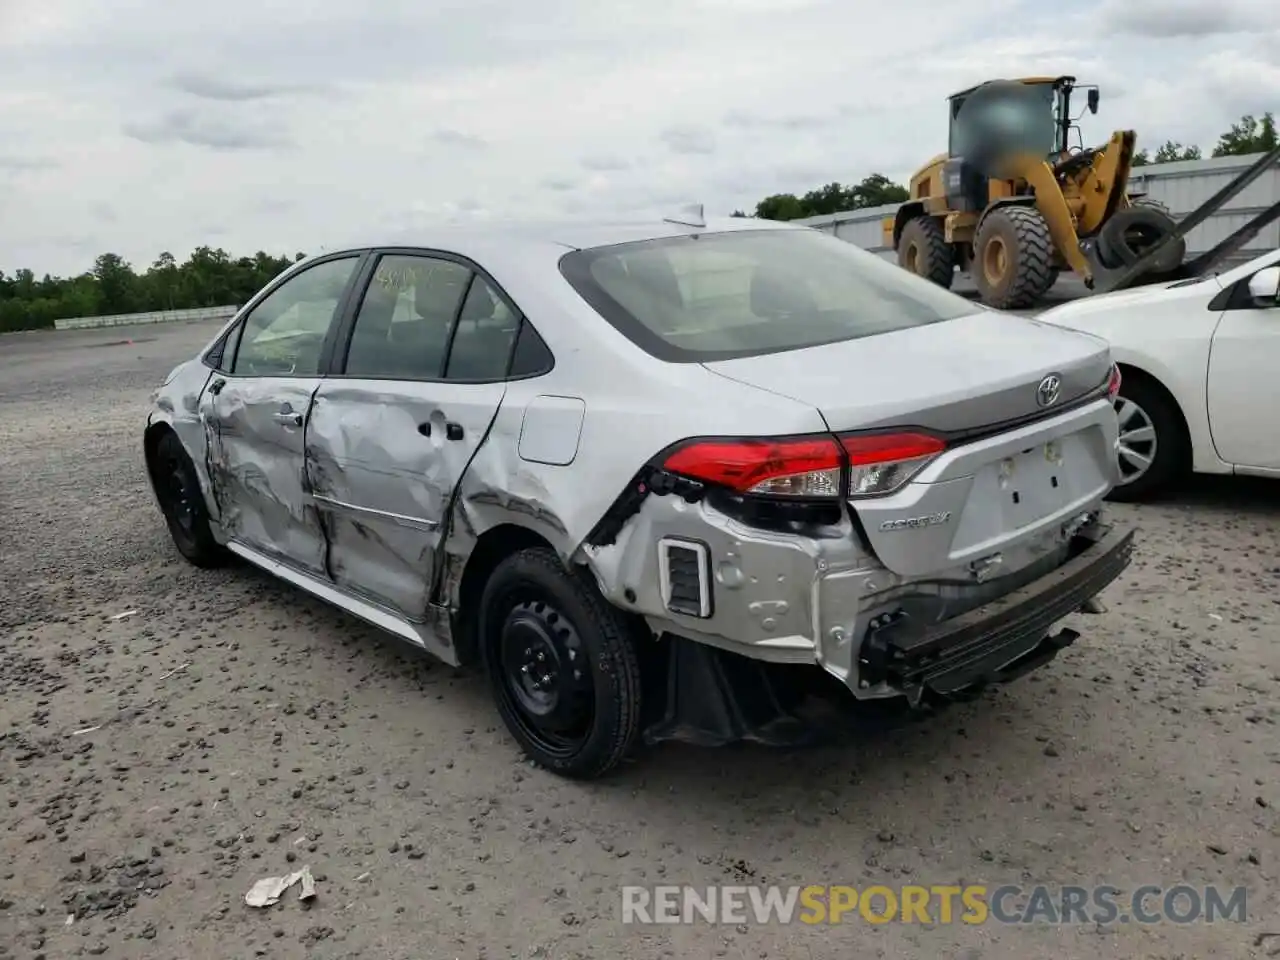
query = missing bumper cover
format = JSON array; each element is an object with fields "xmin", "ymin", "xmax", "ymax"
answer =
[{"xmin": 859, "ymin": 523, "xmax": 1135, "ymax": 703}]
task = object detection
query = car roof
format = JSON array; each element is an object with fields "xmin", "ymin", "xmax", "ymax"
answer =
[{"xmin": 321, "ymin": 215, "xmax": 809, "ymax": 263}]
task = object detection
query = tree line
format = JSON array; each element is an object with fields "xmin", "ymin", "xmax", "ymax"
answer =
[
  {"xmin": 1, "ymin": 247, "xmax": 305, "ymax": 333},
  {"xmin": 2, "ymin": 115, "xmax": 1275, "ymax": 333}
]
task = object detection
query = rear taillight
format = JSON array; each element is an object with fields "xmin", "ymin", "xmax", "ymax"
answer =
[
  {"xmin": 661, "ymin": 430, "xmax": 946, "ymax": 500},
  {"xmin": 842, "ymin": 432, "xmax": 946, "ymax": 497},
  {"xmin": 662, "ymin": 437, "xmax": 842, "ymax": 497},
  {"xmin": 1107, "ymin": 363, "xmax": 1122, "ymax": 400}
]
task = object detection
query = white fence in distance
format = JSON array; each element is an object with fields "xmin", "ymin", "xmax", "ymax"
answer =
[{"xmin": 54, "ymin": 304, "xmax": 240, "ymax": 331}]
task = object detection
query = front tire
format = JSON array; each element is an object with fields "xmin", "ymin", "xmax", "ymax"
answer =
[
  {"xmin": 1107, "ymin": 374, "xmax": 1189, "ymax": 502},
  {"xmin": 972, "ymin": 206, "xmax": 1055, "ymax": 309},
  {"xmin": 151, "ymin": 430, "xmax": 228, "ymax": 567},
  {"xmin": 479, "ymin": 547, "xmax": 643, "ymax": 779}
]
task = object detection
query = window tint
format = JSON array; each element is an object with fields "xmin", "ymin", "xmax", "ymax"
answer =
[
  {"xmin": 443, "ymin": 275, "xmax": 522, "ymax": 380},
  {"xmin": 509, "ymin": 321, "xmax": 554, "ymax": 377},
  {"xmin": 231, "ymin": 257, "xmax": 359, "ymax": 376},
  {"xmin": 558, "ymin": 229, "xmax": 978, "ymax": 362},
  {"xmin": 213, "ymin": 320, "xmax": 244, "ymax": 373},
  {"xmin": 344, "ymin": 255, "xmax": 471, "ymax": 379}
]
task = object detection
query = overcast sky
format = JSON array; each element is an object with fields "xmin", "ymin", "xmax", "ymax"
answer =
[{"xmin": 2, "ymin": 0, "xmax": 1278, "ymax": 275}]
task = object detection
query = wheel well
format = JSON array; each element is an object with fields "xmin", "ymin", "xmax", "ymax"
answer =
[
  {"xmin": 143, "ymin": 422, "xmax": 176, "ymax": 494},
  {"xmin": 1116, "ymin": 363, "xmax": 1193, "ymax": 468},
  {"xmin": 976, "ymin": 196, "xmax": 1037, "ymax": 235},
  {"xmin": 452, "ymin": 524, "xmax": 557, "ymax": 667},
  {"xmin": 892, "ymin": 202, "xmax": 926, "ymax": 247}
]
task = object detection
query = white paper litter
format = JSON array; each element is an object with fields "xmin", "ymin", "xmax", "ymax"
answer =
[
  {"xmin": 111, "ymin": 610, "xmax": 138, "ymax": 621},
  {"xmin": 71, "ymin": 726, "xmax": 102, "ymax": 736},
  {"xmin": 245, "ymin": 865, "xmax": 317, "ymax": 907}
]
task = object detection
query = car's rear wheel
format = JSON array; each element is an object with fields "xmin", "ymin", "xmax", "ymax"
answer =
[
  {"xmin": 479, "ymin": 547, "xmax": 643, "ymax": 779},
  {"xmin": 1107, "ymin": 375, "xmax": 1189, "ymax": 502},
  {"xmin": 152, "ymin": 430, "xmax": 227, "ymax": 567}
]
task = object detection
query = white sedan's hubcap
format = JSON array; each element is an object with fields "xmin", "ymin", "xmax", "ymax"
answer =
[{"xmin": 1114, "ymin": 396, "xmax": 1158, "ymax": 484}]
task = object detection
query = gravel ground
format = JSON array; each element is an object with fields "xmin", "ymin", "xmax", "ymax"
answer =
[{"xmin": 1, "ymin": 319, "xmax": 1277, "ymax": 960}]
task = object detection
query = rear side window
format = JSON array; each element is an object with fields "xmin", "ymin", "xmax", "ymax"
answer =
[{"xmin": 558, "ymin": 228, "xmax": 977, "ymax": 362}]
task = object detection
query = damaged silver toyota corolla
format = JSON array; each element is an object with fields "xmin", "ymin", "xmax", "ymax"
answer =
[{"xmin": 144, "ymin": 214, "xmax": 1136, "ymax": 779}]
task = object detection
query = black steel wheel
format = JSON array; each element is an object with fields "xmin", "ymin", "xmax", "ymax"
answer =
[
  {"xmin": 150, "ymin": 430, "xmax": 227, "ymax": 567},
  {"xmin": 479, "ymin": 547, "xmax": 643, "ymax": 779},
  {"xmin": 498, "ymin": 599, "xmax": 596, "ymax": 755}
]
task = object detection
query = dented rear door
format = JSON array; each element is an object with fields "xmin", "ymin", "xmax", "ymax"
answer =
[
  {"xmin": 305, "ymin": 379, "xmax": 505, "ymax": 620},
  {"xmin": 304, "ymin": 252, "xmax": 513, "ymax": 623}
]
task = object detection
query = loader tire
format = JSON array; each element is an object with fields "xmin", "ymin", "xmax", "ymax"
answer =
[
  {"xmin": 897, "ymin": 216, "xmax": 955, "ymax": 289},
  {"xmin": 1097, "ymin": 205, "xmax": 1184, "ymax": 274},
  {"xmin": 973, "ymin": 206, "xmax": 1055, "ymax": 310}
]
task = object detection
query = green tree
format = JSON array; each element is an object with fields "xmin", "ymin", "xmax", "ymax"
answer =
[
  {"xmin": 1153, "ymin": 141, "xmax": 1202, "ymax": 163},
  {"xmin": 0, "ymin": 246, "xmax": 300, "ymax": 333},
  {"xmin": 752, "ymin": 174, "xmax": 910, "ymax": 221},
  {"xmin": 1212, "ymin": 112, "xmax": 1278, "ymax": 157}
]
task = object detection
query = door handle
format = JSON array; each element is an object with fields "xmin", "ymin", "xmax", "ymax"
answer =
[
  {"xmin": 273, "ymin": 409, "xmax": 303, "ymax": 427},
  {"xmin": 209, "ymin": 378, "xmax": 225, "ymax": 396},
  {"xmin": 445, "ymin": 422, "xmax": 464, "ymax": 441}
]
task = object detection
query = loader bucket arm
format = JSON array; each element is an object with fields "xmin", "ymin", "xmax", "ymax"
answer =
[
  {"xmin": 1089, "ymin": 143, "xmax": 1280, "ymax": 294},
  {"xmin": 995, "ymin": 151, "xmax": 1094, "ymax": 284}
]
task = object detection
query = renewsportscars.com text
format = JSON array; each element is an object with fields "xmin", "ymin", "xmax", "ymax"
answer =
[{"xmin": 621, "ymin": 884, "xmax": 1248, "ymax": 926}]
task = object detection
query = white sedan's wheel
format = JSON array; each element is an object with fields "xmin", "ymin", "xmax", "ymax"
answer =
[
  {"xmin": 1115, "ymin": 396, "xmax": 1158, "ymax": 485},
  {"xmin": 1106, "ymin": 375, "xmax": 1189, "ymax": 503}
]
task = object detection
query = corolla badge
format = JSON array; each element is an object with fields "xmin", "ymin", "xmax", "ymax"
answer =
[
  {"xmin": 879, "ymin": 511, "xmax": 952, "ymax": 532},
  {"xmin": 1036, "ymin": 373, "xmax": 1062, "ymax": 408}
]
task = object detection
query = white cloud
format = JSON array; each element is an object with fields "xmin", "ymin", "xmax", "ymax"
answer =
[{"xmin": 1, "ymin": 0, "xmax": 1279, "ymax": 274}]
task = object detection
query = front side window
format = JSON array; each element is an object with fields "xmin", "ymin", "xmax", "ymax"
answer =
[
  {"xmin": 231, "ymin": 257, "xmax": 360, "ymax": 376},
  {"xmin": 558, "ymin": 228, "xmax": 978, "ymax": 362}
]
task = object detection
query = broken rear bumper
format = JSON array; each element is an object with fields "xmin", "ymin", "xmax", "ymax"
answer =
[
  {"xmin": 642, "ymin": 522, "xmax": 1135, "ymax": 747},
  {"xmin": 858, "ymin": 522, "xmax": 1135, "ymax": 704}
]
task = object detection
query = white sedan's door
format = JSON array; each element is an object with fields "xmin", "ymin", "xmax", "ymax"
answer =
[{"xmin": 1206, "ymin": 264, "xmax": 1280, "ymax": 470}]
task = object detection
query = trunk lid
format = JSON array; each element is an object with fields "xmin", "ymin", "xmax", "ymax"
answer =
[
  {"xmin": 702, "ymin": 311, "xmax": 1120, "ymax": 578},
  {"xmin": 701, "ymin": 310, "xmax": 1111, "ymax": 435}
]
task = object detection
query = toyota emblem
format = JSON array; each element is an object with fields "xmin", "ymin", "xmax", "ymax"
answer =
[{"xmin": 1036, "ymin": 374, "xmax": 1062, "ymax": 408}]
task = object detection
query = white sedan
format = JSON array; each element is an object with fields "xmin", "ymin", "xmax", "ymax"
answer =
[{"xmin": 1037, "ymin": 247, "xmax": 1280, "ymax": 500}]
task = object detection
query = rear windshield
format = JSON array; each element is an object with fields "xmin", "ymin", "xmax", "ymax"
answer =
[{"xmin": 558, "ymin": 228, "xmax": 978, "ymax": 362}]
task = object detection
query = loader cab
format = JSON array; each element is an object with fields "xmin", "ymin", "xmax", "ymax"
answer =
[{"xmin": 943, "ymin": 76, "xmax": 1100, "ymax": 213}]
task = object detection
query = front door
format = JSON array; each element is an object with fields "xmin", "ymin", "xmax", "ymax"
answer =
[
  {"xmin": 1207, "ymin": 263, "xmax": 1280, "ymax": 470},
  {"xmin": 202, "ymin": 254, "xmax": 364, "ymax": 573},
  {"xmin": 306, "ymin": 252, "xmax": 519, "ymax": 622}
]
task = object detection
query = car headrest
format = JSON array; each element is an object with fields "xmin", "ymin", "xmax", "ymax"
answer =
[
  {"xmin": 628, "ymin": 255, "xmax": 682, "ymax": 306},
  {"xmin": 414, "ymin": 267, "xmax": 471, "ymax": 321},
  {"xmin": 749, "ymin": 268, "xmax": 814, "ymax": 319},
  {"xmin": 458, "ymin": 281, "xmax": 496, "ymax": 323}
]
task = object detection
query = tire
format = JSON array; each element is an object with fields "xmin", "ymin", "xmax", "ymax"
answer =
[
  {"xmin": 151, "ymin": 430, "xmax": 228, "ymax": 567},
  {"xmin": 897, "ymin": 216, "xmax": 955, "ymax": 289},
  {"xmin": 1107, "ymin": 373, "xmax": 1190, "ymax": 503},
  {"xmin": 1097, "ymin": 205, "xmax": 1185, "ymax": 274},
  {"xmin": 972, "ymin": 206, "xmax": 1055, "ymax": 309},
  {"xmin": 479, "ymin": 547, "xmax": 643, "ymax": 779}
]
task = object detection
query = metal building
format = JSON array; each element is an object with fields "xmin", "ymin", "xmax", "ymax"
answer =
[{"xmin": 796, "ymin": 152, "xmax": 1280, "ymax": 270}]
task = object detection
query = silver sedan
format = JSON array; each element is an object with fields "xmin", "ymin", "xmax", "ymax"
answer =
[{"xmin": 145, "ymin": 213, "xmax": 1135, "ymax": 779}]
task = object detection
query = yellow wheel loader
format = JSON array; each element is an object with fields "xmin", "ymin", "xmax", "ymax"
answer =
[{"xmin": 883, "ymin": 77, "xmax": 1280, "ymax": 309}]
